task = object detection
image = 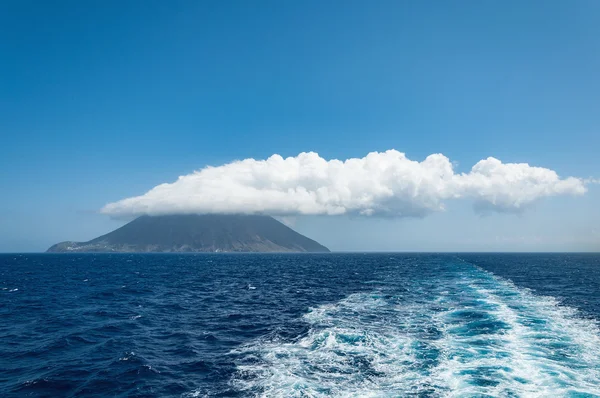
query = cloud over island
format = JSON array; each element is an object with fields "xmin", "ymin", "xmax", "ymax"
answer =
[{"xmin": 101, "ymin": 150, "xmax": 587, "ymax": 218}]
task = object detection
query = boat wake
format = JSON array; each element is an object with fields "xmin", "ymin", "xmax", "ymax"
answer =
[{"xmin": 228, "ymin": 266, "xmax": 600, "ymax": 397}]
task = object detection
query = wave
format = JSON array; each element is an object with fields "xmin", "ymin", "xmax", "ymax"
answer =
[
  {"xmin": 228, "ymin": 266, "xmax": 600, "ymax": 397},
  {"xmin": 436, "ymin": 267, "xmax": 600, "ymax": 397}
]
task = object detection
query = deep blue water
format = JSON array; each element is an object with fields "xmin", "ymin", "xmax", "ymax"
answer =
[{"xmin": 1, "ymin": 253, "xmax": 599, "ymax": 397}]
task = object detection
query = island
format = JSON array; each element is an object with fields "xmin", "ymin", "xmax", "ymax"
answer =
[{"xmin": 47, "ymin": 214, "xmax": 330, "ymax": 253}]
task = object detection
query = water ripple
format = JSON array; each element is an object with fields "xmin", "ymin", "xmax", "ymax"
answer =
[{"xmin": 1, "ymin": 253, "xmax": 599, "ymax": 397}]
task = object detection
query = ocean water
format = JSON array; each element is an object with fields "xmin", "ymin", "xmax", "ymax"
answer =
[{"xmin": 1, "ymin": 253, "xmax": 599, "ymax": 397}]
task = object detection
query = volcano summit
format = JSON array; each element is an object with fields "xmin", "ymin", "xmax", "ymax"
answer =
[{"xmin": 47, "ymin": 214, "xmax": 330, "ymax": 253}]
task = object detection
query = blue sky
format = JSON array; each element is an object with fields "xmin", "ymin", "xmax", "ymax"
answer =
[{"xmin": 1, "ymin": 0, "xmax": 599, "ymax": 252}]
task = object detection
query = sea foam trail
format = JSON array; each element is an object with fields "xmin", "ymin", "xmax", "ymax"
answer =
[
  {"xmin": 228, "ymin": 265, "xmax": 600, "ymax": 397},
  {"xmin": 436, "ymin": 268, "xmax": 600, "ymax": 397},
  {"xmin": 230, "ymin": 293, "xmax": 445, "ymax": 397}
]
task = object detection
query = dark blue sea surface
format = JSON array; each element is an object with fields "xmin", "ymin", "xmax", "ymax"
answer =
[{"xmin": 1, "ymin": 253, "xmax": 599, "ymax": 397}]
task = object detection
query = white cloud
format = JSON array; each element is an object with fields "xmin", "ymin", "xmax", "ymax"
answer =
[{"xmin": 101, "ymin": 150, "xmax": 587, "ymax": 218}]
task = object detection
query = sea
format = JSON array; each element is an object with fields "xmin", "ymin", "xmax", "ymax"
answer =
[{"xmin": 1, "ymin": 253, "xmax": 600, "ymax": 397}]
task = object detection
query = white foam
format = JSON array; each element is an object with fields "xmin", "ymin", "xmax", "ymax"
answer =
[
  {"xmin": 228, "ymin": 269, "xmax": 600, "ymax": 397},
  {"xmin": 434, "ymin": 270, "xmax": 600, "ymax": 397},
  {"xmin": 230, "ymin": 293, "xmax": 444, "ymax": 397},
  {"xmin": 119, "ymin": 351, "xmax": 135, "ymax": 361}
]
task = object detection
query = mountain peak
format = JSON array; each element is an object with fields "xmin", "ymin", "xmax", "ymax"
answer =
[{"xmin": 47, "ymin": 214, "xmax": 330, "ymax": 253}]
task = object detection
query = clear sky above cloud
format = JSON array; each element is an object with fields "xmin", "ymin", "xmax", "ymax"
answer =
[{"xmin": 1, "ymin": 0, "xmax": 599, "ymax": 251}]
